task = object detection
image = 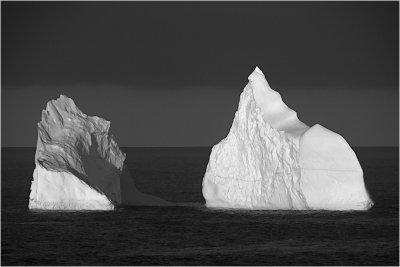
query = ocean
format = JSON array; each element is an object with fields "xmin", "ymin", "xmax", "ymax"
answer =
[{"xmin": 1, "ymin": 147, "xmax": 398, "ymax": 265}]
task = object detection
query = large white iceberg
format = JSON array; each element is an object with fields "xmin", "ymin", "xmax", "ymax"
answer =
[
  {"xmin": 202, "ymin": 67, "xmax": 373, "ymax": 210},
  {"xmin": 29, "ymin": 95, "xmax": 169, "ymax": 210}
]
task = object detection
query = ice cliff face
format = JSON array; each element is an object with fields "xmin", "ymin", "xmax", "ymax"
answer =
[
  {"xmin": 29, "ymin": 95, "xmax": 169, "ymax": 210},
  {"xmin": 203, "ymin": 67, "xmax": 373, "ymax": 210}
]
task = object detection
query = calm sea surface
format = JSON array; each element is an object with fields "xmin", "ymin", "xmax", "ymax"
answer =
[{"xmin": 1, "ymin": 147, "xmax": 399, "ymax": 265}]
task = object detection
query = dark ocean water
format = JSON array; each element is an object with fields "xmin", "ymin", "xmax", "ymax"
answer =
[{"xmin": 1, "ymin": 147, "xmax": 399, "ymax": 266}]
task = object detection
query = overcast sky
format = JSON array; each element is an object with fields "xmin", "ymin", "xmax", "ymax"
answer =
[{"xmin": 2, "ymin": 2, "xmax": 399, "ymax": 147}]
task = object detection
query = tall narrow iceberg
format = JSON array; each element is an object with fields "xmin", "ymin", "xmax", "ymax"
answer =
[
  {"xmin": 202, "ymin": 67, "xmax": 373, "ymax": 210},
  {"xmin": 29, "ymin": 95, "xmax": 168, "ymax": 210}
]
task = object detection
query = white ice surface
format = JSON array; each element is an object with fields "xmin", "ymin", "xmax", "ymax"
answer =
[
  {"xmin": 202, "ymin": 67, "xmax": 373, "ymax": 210},
  {"xmin": 29, "ymin": 163, "xmax": 114, "ymax": 210}
]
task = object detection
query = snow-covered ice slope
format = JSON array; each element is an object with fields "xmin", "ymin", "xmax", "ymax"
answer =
[
  {"xmin": 202, "ymin": 67, "xmax": 373, "ymax": 210},
  {"xmin": 29, "ymin": 95, "xmax": 169, "ymax": 210},
  {"xmin": 30, "ymin": 163, "xmax": 115, "ymax": 210}
]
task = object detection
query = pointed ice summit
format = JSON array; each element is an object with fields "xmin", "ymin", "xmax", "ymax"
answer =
[
  {"xmin": 29, "ymin": 95, "xmax": 169, "ymax": 210},
  {"xmin": 202, "ymin": 67, "xmax": 373, "ymax": 210}
]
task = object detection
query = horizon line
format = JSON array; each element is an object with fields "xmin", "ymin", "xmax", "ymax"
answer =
[{"xmin": 1, "ymin": 146, "xmax": 399, "ymax": 149}]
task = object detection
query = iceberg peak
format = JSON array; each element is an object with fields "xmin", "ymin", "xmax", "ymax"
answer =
[
  {"xmin": 247, "ymin": 67, "xmax": 308, "ymax": 136},
  {"xmin": 248, "ymin": 66, "xmax": 270, "ymax": 89},
  {"xmin": 253, "ymin": 66, "xmax": 264, "ymax": 75}
]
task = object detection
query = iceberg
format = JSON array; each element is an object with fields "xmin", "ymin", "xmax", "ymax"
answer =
[
  {"xmin": 29, "ymin": 95, "xmax": 169, "ymax": 210},
  {"xmin": 202, "ymin": 67, "xmax": 373, "ymax": 210}
]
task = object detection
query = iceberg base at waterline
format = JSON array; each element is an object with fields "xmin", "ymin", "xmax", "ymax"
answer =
[{"xmin": 29, "ymin": 163, "xmax": 115, "ymax": 210}]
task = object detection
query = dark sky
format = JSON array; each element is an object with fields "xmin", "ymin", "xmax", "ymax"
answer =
[{"xmin": 2, "ymin": 1, "xmax": 399, "ymax": 147}]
